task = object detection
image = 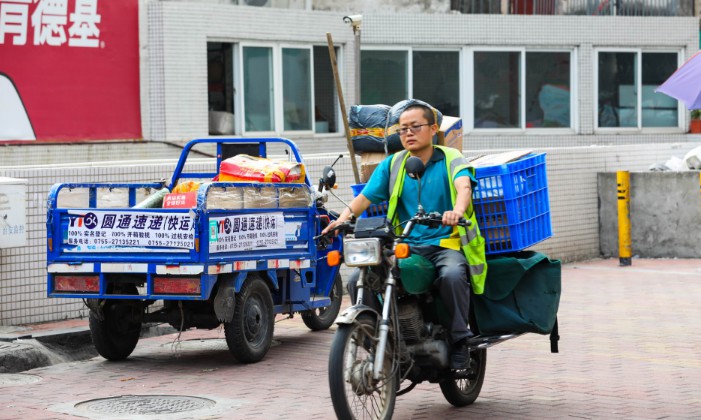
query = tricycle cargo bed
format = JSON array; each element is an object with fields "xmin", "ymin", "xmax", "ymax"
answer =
[
  {"xmin": 47, "ymin": 182, "xmax": 315, "ymax": 262},
  {"xmin": 45, "ymin": 138, "xmax": 340, "ymax": 302},
  {"xmin": 47, "ymin": 183, "xmax": 318, "ymax": 299}
]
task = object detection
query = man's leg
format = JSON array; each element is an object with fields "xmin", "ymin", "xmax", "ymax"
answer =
[{"xmin": 414, "ymin": 245, "xmax": 472, "ymax": 369}]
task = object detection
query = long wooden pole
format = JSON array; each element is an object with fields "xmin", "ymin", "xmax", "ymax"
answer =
[{"xmin": 327, "ymin": 32, "xmax": 360, "ymax": 184}]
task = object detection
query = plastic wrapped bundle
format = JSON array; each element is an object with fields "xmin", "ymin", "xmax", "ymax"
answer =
[
  {"xmin": 133, "ymin": 188, "xmax": 170, "ymax": 208},
  {"xmin": 385, "ymin": 99, "xmax": 442, "ymax": 152},
  {"xmin": 349, "ymin": 104, "xmax": 390, "ymax": 153},
  {"xmin": 219, "ymin": 155, "xmax": 305, "ymax": 183}
]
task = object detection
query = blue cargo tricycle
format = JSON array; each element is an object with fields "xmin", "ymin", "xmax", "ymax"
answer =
[{"xmin": 46, "ymin": 138, "xmax": 343, "ymax": 363}]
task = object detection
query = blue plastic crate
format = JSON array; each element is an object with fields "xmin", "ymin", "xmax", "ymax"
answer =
[
  {"xmin": 350, "ymin": 183, "xmax": 389, "ymax": 219},
  {"xmin": 473, "ymin": 153, "xmax": 552, "ymax": 255}
]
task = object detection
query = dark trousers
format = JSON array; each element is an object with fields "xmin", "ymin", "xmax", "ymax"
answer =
[{"xmin": 347, "ymin": 245, "xmax": 472, "ymax": 344}]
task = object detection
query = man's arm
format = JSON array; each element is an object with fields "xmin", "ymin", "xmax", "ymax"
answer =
[
  {"xmin": 442, "ymin": 175, "xmax": 472, "ymax": 226},
  {"xmin": 321, "ymin": 193, "xmax": 372, "ymax": 234}
]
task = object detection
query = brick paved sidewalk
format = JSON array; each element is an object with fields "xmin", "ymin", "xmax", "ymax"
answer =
[{"xmin": 0, "ymin": 257, "xmax": 700, "ymax": 419}]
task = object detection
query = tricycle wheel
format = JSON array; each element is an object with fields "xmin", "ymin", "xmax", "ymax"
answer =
[
  {"xmin": 328, "ymin": 314, "xmax": 397, "ymax": 420},
  {"xmin": 88, "ymin": 286, "xmax": 142, "ymax": 361},
  {"xmin": 301, "ymin": 272, "xmax": 343, "ymax": 331},
  {"xmin": 439, "ymin": 348, "xmax": 487, "ymax": 406},
  {"xmin": 224, "ymin": 274, "xmax": 274, "ymax": 363}
]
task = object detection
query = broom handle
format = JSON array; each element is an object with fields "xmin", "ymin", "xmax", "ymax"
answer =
[{"xmin": 327, "ymin": 32, "xmax": 360, "ymax": 184}]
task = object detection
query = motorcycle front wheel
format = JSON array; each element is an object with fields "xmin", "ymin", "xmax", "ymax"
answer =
[{"xmin": 328, "ymin": 314, "xmax": 397, "ymax": 420}]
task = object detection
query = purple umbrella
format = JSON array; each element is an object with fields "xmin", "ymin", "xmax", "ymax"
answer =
[{"xmin": 656, "ymin": 51, "xmax": 701, "ymax": 110}]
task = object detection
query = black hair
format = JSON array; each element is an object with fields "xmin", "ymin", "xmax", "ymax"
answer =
[{"xmin": 402, "ymin": 104, "xmax": 436, "ymax": 125}]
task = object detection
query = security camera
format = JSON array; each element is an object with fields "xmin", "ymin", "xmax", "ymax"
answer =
[{"xmin": 343, "ymin": 14, "xmax": 362, "ymax": 28}]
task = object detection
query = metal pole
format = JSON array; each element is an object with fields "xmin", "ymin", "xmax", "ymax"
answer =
[{"xmin": 617, "ymin": 171, "xmax": 632, "ymax": 266}]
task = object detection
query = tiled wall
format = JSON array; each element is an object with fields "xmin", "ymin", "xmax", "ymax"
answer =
[
  {"xmin": 144, "ymin": 3, "xmax": 697, "ymax": 144},
  {"xmin": 1, "ymin": 142, "xmax": 698, "ymax": 325}
]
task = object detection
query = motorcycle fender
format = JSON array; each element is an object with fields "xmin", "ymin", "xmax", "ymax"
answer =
[{"xmin": 335, "ymin": 304, "xmax": 379, "ymax": 325}]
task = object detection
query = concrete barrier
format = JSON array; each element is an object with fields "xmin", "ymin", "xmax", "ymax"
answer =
[{"xmin": 598, "ymin": 171, "xmax": 701, "ymax": 258}]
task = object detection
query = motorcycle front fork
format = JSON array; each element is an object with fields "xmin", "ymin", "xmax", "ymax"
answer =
[{"xmin": 355, "ymin": 268, "xmax": 396, "ymax": 381}]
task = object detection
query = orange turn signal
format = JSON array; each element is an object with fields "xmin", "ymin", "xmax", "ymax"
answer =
[
  {"xmin": 395, "ymin": 243, "xmax": 410, "ymax": 259},
  {"xmin": 327, "ymin": 250, "xmax": 341, "ymax": 266}
]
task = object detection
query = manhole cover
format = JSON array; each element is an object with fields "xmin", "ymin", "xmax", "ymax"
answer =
[
  {"xmin": 75, "ymin": 395, "xmax": 216, "ymax": 416},
  {"xmin": 0, "ymin": 374, "xmax": 42, "ymax": 387}
]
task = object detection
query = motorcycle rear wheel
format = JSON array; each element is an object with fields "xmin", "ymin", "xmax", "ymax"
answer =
[
  {"xmin": 328, "ymin": 314, "xmax": 397, "ymax": 420},
  {"xmin": 439, "ymin": 348, "xmax": 487, "ymax": 406}
]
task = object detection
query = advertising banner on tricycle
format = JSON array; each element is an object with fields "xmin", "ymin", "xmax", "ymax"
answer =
[{"xmin": 65, "ymin": 210, "xmax": 194, "ymax": 251}]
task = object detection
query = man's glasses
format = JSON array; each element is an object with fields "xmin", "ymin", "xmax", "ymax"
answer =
[{"xmin": 398, "ymin": 124, "xmax": 431, "ymax": 136}]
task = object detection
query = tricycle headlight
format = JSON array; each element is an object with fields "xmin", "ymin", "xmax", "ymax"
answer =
[{"xmin": 343, "ymin": 238, "xmax": 382, "ymax": 267}]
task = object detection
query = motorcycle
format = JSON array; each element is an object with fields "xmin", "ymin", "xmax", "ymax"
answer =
[{"xmin": 323, "ymin": 156, "xmax": 532, "ymax": 420}]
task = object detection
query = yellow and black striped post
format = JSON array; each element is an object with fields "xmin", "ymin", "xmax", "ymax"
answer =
[{"xmin": 617, "ymin": 171, "xmax": 632, "ymax": 266}]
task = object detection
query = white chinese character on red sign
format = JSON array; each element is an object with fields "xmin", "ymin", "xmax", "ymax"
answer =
[
  {"xmin": 0, "ymin": 0, "xmax": 32, "ymax": 45},
  {"xmin": 68, "ymin": 0, "xmax": 99, "ymax": 47},
  {"xmin": 32, "ymin": 0, "xmax": 68, "ymax": 46}
]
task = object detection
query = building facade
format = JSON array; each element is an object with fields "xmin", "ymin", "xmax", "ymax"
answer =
[{"xmin": 1, "ymin": 0, "xmax": 700, "ymax": 324}]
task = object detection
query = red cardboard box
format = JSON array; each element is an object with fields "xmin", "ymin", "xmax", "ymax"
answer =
[{"xmin": 162, "ymin": 192, "xmax": 197, "ymax": 208}]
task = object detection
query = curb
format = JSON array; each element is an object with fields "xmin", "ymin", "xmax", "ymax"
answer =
[{"xmin": 0, "ymin": 324, "xmax": 178, "ymax": 374}]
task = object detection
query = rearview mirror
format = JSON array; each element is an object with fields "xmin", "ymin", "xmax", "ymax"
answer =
[
  {"xmin": 320, "ymin": 166, "xmax": 337, "ymax": 191},
  {"xmin": 405, "ymin": 156, "xmax": 425, "ymax": 180}
]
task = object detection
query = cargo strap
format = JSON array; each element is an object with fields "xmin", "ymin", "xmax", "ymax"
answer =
[{"xmin": 550, "ymin": 317, "xmax": 559, "ymax": 353}]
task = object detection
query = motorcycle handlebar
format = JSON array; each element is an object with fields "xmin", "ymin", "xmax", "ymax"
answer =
[{"xmin": 414, "ymin": 211, "xmax": 471, "ymax": 228}]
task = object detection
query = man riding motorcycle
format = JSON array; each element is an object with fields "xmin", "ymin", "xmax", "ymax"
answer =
[{"xmin": 322, "ymin": 101, "xmax": 487, "ymax": 369}]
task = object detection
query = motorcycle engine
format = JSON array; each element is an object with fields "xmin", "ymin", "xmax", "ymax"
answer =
[{"xmin": 397, "ymin": 298, "xmax": 425, "ymax": 343}]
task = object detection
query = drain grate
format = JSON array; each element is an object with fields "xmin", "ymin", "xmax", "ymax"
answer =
[
  {"xmin": 0, "ymin": 374, "xmax": 42, "ymax": 387},
  {"xmin": 74, "ymin": 395, "xmax": 216, "ymax": 415}
]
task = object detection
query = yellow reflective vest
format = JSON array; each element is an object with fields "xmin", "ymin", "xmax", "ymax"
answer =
[{"xmin": 385, "ymin": 146, "xmax": 487, "ymax": 294}]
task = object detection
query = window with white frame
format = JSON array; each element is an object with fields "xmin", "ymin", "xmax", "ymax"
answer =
[
  {"xmin": 207, "ymin": 42, "xmax": 337, "ymax": 136},
  {"xmin": 240, "ymin": 44, "xmax": 327, "ymax": 134},
  {"xmin": 596, "ymin": 50, "xmax": 679, "ymax": 129},
  {"xmin": 360, "ymin": 49, "xmax": 460, "ymax": 116},
  {"xmin": 472, "ymin": 49, "xmax": 572, "ymax": 130}
]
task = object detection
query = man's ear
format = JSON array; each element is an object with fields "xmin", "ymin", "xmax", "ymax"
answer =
[{"xmin": 430, "ymin": 123, "xmax": 439, "ymax": 135}]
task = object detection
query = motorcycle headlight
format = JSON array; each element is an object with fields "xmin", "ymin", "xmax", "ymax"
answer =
[{"xmin": 343, "ymin": 238, "xmax": 382, "ymax": 267}]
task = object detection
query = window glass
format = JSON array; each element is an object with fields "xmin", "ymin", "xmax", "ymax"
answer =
[
  {"xmin": 361, "ymin": 50, "xmax": 408, "ymax": 105},
  {"xmin": 413, "ymin": 51, "xmax": 460, "ymax": 116},
  {"xmin": 598, "ymin": 52, "xmax": 636, "ymax": 128},
  {"xmin": 474, "ymin": 51, "xmax": 521, "ymax": 128},
  {"xmin": 642, "ymin": 52, "xmax": 678, "ymax": 127},
  {"xmin": 526, "ymin": 52, "xmax": 571, "ymax": 128},
  {"xmin": 313, "ymin": 46, "xmax": 337, "ymax": 133},
  {"xmin": 282, "ymin": 48, "xmax": 312, "ymax": 131},
  {"xmin": 243, "ymin": 47, "xmax": 274, "ymax": 132}
]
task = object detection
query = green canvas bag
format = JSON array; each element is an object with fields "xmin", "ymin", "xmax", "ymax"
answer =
[{"xmin": 472, "ymin": 251, "xmax": 561, "ymax": 339}]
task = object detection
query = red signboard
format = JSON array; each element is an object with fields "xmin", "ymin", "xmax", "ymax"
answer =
[{"xmin": 0, "ymin": 0, "xmax": 141, "ymax": 141}]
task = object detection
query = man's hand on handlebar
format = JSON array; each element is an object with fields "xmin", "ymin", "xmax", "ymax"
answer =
[
  {"xmin": 321, "ymin": 218, "xmax": 343, "ymax": 236},
  {"xmin": 442, "ymin": 210, "xmax": 463, "ymax": 227}
]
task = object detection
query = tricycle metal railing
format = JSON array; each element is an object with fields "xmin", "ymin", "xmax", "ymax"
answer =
[
  {"xmin": 169, "ymin": 137, "xmax": 310, "ymax": 190},
  {"xmin": 450, "ymin": 0, "xmax": 693, "ymax": 15}
]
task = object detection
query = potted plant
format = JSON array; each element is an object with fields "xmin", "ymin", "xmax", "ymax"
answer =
[{"xmin": 690, "ymin": 110, "xmax": 701, "ymax": 133}]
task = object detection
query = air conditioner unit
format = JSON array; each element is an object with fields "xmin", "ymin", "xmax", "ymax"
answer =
[{"xmin": 243, "ymin": 0, "xmax": 271, "ymax": 6}]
